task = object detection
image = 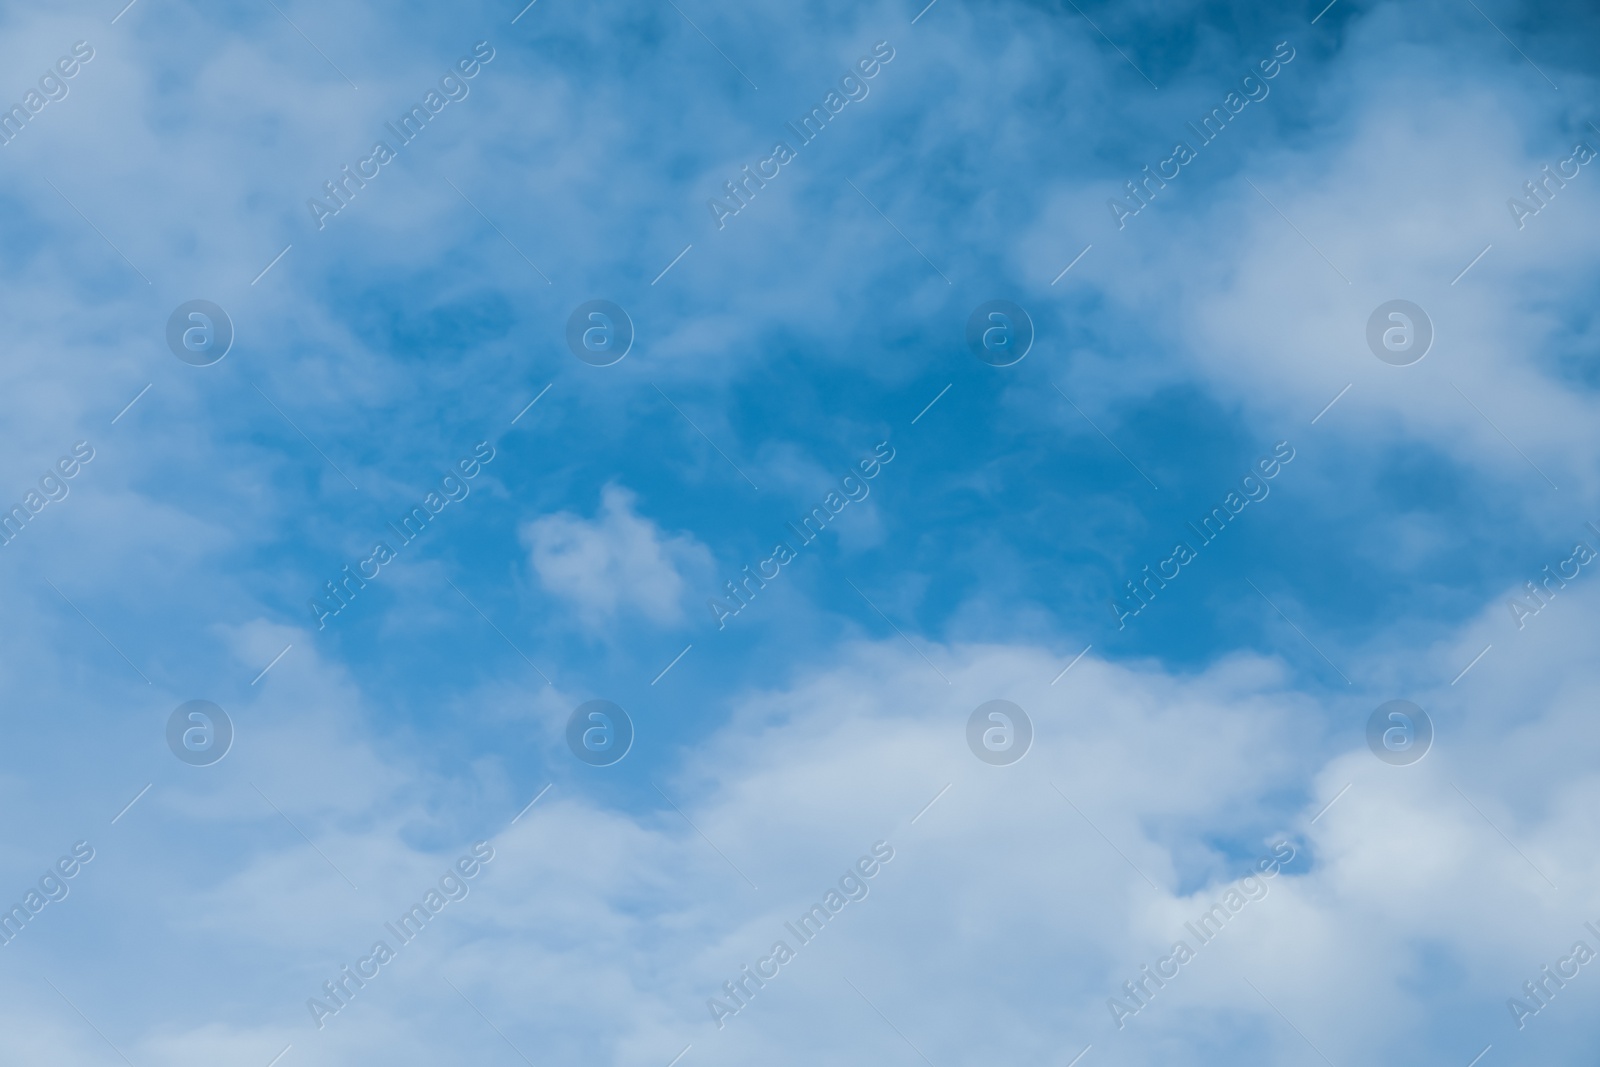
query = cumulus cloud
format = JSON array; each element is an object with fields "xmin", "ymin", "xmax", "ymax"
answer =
[
  {"xmin": 521, "ymin": 484, "xmax": 709, "ymax": 631},
  {"xmin": 19, "ymin": 583, "xmax": 1597, "ymax": 1066}
]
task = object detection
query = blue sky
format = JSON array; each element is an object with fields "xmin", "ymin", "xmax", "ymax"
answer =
[{"xmin": 2, "ymin": 0, "xmax": 1600, "ymax": 1063}]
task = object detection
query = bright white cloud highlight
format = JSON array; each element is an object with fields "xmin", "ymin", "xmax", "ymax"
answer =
[{"xmin": 521, "ymin": 484, "xmax": 709, "ymax": 631}]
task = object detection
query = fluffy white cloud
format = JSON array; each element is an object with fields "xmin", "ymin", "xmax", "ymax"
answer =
[
  {"xmin": 19, "ymin": 581, "xmax": 1598, "ymax": 1066},
  {"xmin": 521, "ymin": 485, "xmax": 710, "ymax": 631},
  {"xmin": 1018, "ymin": 9, "xmax": 1600, "ymax": 498}
]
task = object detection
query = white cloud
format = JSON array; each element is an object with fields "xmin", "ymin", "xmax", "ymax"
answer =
[
  {"xmin": 8, "ymin": 567, "xmax": 1600, "ymax": 1065},
  {"xmin": 521, "ymin": 484, "xmax": 709, "ymax": 631}
]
